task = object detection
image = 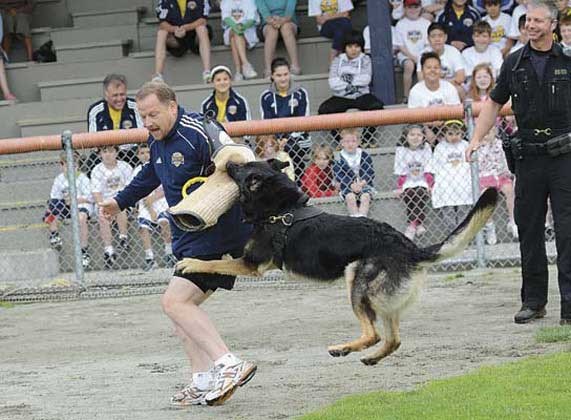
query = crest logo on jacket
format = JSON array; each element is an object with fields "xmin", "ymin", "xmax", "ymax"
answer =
[
  {"xmin": 228, "ymin": 105, "xmax": 237, "ymax": 115},
  {"xmin": 188, "ymin": 1, "xmax": 197, "ymax": 10},
  {"xmin": 171, "ymin": 152, "xmax": 184, "ymax": 167},
  {"xmin": 122, "ymin": 120, "xmax": 133, "ymax": 129},
  {"xmin": 288, "ymin": 98, "xmax": 298, "ymax": 108}
]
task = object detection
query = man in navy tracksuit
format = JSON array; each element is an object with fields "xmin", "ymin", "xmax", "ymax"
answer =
[{"xmin": 99, "ymin": 81, "xmax": 256, "ymax": 407}]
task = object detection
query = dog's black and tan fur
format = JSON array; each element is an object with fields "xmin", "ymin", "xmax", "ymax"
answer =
[{"xmin": 177, "ymin": 159, "xmax": 498, "ymax": 365}]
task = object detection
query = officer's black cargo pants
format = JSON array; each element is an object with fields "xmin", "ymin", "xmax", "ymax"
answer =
[{"xmin": 514, "ymin": 153, "xmax": 571, "ymax": 318}]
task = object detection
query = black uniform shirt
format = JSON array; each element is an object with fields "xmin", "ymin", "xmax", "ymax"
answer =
[{"xmin": 490, "ymin": 42, "xmax": 571, "ymax": 132}]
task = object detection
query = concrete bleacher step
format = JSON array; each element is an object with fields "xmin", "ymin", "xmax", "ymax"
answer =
[
  {"xmin": 17, "ymin": 115, "xmax": 86, "ymax": 138},
  {"xmin": 50, "ymin": 26, "xmax": 139, "ymax": 50},
  {"xmin": 71, "ymin": 8, "xmax": 146, "ymax": 28},
  {"xmin": 0, "ymin": 225, "xmax": 48, "ymax": 251},
  {"xmin": 0, "ymin": 159, "xmax": 60, "ymax": 182},
  {"xmin": 0, "ymin": 179, "xmax": 53, "ymax": 203},
  {"xmin": 55, "ymin": 40, "xmax": 132, "ymax": 64},
  {"xmin": 31, "ymin": 0, "xmax": 71, "ymax": 31},
  {"xmin": 0, "ymin": 203, "xmax": 45, "ymax": 227},
  {"xmin": 0, "ymin": 248, "xmax": 59, "ymax": 282},
  {"xmin": 65, "ymin": 0, "xmax": 153, "ymax": 14}
]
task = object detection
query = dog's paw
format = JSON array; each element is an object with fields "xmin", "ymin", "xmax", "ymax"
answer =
[
  {"xmin": 328, "ymin": 346, "xmax": 351, "ymax": 358},
  {"xmin": 360, "ymin": 356, "xmax": 380, "ymax": 366},
  {"xmin": 175, "ymin": 258, "xmax": 201, "ymax": 274}
]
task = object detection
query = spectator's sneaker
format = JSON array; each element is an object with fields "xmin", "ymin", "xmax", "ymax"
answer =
[
  {"xmin": 4, "ymin": 92, "xmax": 16, "ymax": 101},
  {"xmin": 404, "ymin": 223, "xmax": 416, "ymax": 240},
  {"xmin": 205, "ymin": 360, "xmax": 257, "ymax": 406},
  {"xmin": 144, "ymin": 258, "xmax": 158, "ymax": 272},
  {"xmin": 118, "ymin": 236, "xmax": 130, "ymax": 252},
  {"xmin": 170, "ymin": 384, "xmax": 209, "ymax": 407},
  {"xmin": 545, "ymin": 225, "xmax": 555, "ymax": 242},
  {"xmin": 415, "ymin": 224, "xmax": 427, "ymax": 236},
  {"xmin": 49, "ymin": 232, "xmax": 63, "ymax": 251},
  {"xmin": 164, "ymin": 254, "xmax": 177, "ymax": 268},
  {"xmin": 233, "ymin": 72, "xmax": 244, "ymax": 82},
  {"xmin": 103, "ymin": 252, "xmax": 116, "ymax": 270},
  {"xmin": 82, "ymin": 251, "xmax": 91, "ymax": 269},
  {"xmin": 290, "ymin": 66, "xmax": 302, "ymax": 76},
  {"xmin": 202, "ymin": 70, "xmax": 211, "ymax": 83},
  {"xmin": 242, "ymin": 62, "xmax": 258, "ymax": 79},
  {"xmin": 508, "ymin": 222, "xmax": 519, "ymax": 240},
  {"xmin": 484, "ymin": 222, "xmax": 497, "ymax": 245},
  {"xmin": 151, "ymin": 73, "xmax": 164, "ymax": 82}
]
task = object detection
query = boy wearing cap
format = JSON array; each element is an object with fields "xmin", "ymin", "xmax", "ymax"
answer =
[{"xmin": 394, "ymin": 0, "xmax": 431, "ymax": 102}]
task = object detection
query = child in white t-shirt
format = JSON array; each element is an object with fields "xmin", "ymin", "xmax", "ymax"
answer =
[
  {"xmin": 44, "ymin": 151, "xmax": 93, "ymax": 268},
  {"xmin": 508, "ymin": 0, "xmax": 528, "ymax": 42},
  {"xmin": 483, "ymin": 0, "xmax": 513, "ymax": 56},
  {"xmin": 220, "ymin": 0, "xmax": 259, "ymax": 80},
  {"xmin": 559, "ymin": 14, "xmax": 571, "ymax": 49},
  {"xmin": 461, "ymin": 20, "xmax": 503, "ymax": 81},
  {"xmin": 426, "ymin": 120, "xmax": 474, "ymax": 229},
  {"xmin": 394, "ymin": 124, "xmax": 434, "ymax": 241},
  {"xmin": 308, "ymin": 0, "xmax": 354, "ymax": 61},
  {"xmin": 509, "ymin": 14, "xmax": 528, "ymax": 54},
  {"xmin": 131, "ymin": 144, "xmax": 175, "ymax": 271},
  {"xmin": 91, "ymin": 145, "xmax": 133, "ymax": 269},
  {"xmin": 395, "ymin": 0, "xmax": 431, "ymax": 102}
]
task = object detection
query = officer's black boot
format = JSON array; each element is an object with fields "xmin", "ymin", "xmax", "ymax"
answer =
[{"xmin": 514, "ymin": 306, "xmax": 547, "ymax": 324}]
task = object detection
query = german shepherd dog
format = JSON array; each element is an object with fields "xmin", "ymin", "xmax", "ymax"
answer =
[{"xmin": 176, "ymin": 159, "xmax": 498, "ymax": 365}]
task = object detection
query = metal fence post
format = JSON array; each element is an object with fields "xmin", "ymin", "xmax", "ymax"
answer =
[
  {"xmin": 464, "ymin": 99, "xmax": 487, "ymax": 269},
  {"xmin": 61, "ymin": 130, "xmax": 85, "ymax": 287}
]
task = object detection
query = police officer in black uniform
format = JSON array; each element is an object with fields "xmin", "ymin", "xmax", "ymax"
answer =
[{"xmin": 466, "ymin": 0, "xmax": 571, "ymax": 326}]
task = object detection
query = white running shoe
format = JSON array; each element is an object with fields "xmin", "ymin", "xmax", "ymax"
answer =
[
  {"xmin": 151, "ymin": 73, "xmax": 164, "ymax": 82},
  {"xmin": 205, "ymin": 360, "xmax": 257, "ymax": 406},
  {"xmin": 508, "ymin": 221, "xmax": 519, "ymax": 240},
  {"xmin": 233, "ymin": 72, "xmax": 244, "ymax": 82},
  {"xmin": 202, "ymin": 70, "xmax": 212, "ymax": 84},
  {"xmin": 170, "ymin": 384, "xmax": 209, "ymax": 407},
  {"xmin": 404, "ymin": 223, "xmax": 416, "ymax": 240},
  {"xmin": 242, "ymin": 62, "xmax": 258, "ymax": 79},
  {"xmin": 485, "ymin": 221, "xmax": 497, "ymax": 245}
]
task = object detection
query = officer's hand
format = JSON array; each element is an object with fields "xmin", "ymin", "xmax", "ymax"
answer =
[
  {"xmin": 465, "ymin": 140, "xmax": 481, "ymax": 162},
  {"xmin": 98, "ymin": 198, "xmax": 120, "ymax": 220}
]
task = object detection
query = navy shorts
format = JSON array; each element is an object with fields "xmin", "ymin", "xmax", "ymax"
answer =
[{"xmin": 173, "ymin": 248, "xmax": 243, "ymax": 293}]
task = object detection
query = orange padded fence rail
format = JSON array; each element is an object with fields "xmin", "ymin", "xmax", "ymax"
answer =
[{"xmin": 0, "ymin": 103, "xmax": 512, "ymax": 155}]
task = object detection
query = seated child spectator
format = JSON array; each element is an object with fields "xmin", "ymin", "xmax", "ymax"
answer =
[
  {"xmin": 333, "ymin": 127, "xmax": 375, "ymax": 217},
  {"xmin": 256, "ymin": 0, "xmax": 301, "ymax": 77},
  {"xmin": 318, "ymin": 30, "xmax": 384, "ymax": 145},
  {"xmin": 472, "ymin": 0, "xmax": 513, "ymax": 14},
  {"xmin": 436, "ymin": 0, "xmax": 481, "ymax": 51},
  {"xmin": 394, "ymin": 124, "xmax": 434, "ymax": 241},
  {"xmin": 154, "ymin": 0, "xmax": 212, "ymax": 82},
  {"xmin": 426, "ymin": 120, "xmax": 473, "ymax": 229},
  {"xmin": 221, "ymin": 0, "xmax": 259, "ymax": 80},
  {"xmin": 394, "ymin": 0, "xmax": 431, "ymax": 102},
  {"xmin": 308, "ymin": 0, "xmax": 354, "ymax": 62},
  {"xmin": 91, "ymin": 145, "xmax": 133, "ymax": 269},
  {"xmin": 461, "ymin": 20, "xmax": 503, "ymax": 80},
  {"xmin": 417, "ymin": 23, "xmax": 466, "ymax": 97},
  {"xmin": 467, "ymin": 62, "xmax": 494, "ymax": 101},
  {"xmin": 0, "ymin": 0, "xmax": 34, "ymax": 61},
  {"xmin": 131, "ymin": 144, "xmax": 176, "ymax": 270},
  {"xmin": 301, "ymin": 144, "xmax": 338, "ymax": 198},
  {"xmin": 255, "ymin": 134, "xmax": 295, "ymax": 181},
  {"xmin": 477, "ymin": 126, "xmax": 517, "ymax": 244},
  {"xmin": 44, "ymin": 151, "xmax": 93, "ymax": 269},
  {"xmin": 409, "ymin": 52, "xmax": 461, "ymax": 145},
  {"xmin": 507, "ymin": 0, "xmax": 528, "ymax": 45},
  {"xmin": 260, "ymin": 57, "xmax": 311, "ymax": 180},
  {"xmin": 482, "ymin": 0, "xmax": 513, "ymax": 57},
  {"xmin": 201, "ymin": 65, "xmax": 251, "ymax": 121},
  {"xmin": 509, "ymin": 13, "xmax": 527, "ymax": 54},
  {"xmin": 363, "ymin": 25, "xmax": 399, "ymax": 59},
  {"xmin": 559, "ymin": 14, "xmax": 571, "ymax": 50}
]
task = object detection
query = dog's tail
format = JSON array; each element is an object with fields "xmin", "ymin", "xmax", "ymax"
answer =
[{"xmin": 420, "ymin": 188, "xmax": 499, "ymax": 265}]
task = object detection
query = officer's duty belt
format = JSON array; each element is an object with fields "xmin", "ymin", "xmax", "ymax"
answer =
[{"xmin": 516, "ymin": 132, "xmax": 571, "ymax": 157}]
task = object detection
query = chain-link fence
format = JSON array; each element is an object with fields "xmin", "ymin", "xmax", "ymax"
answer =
[{"xmin": 0, "ymin": 106, "xmax": 558, "ymax": 302}]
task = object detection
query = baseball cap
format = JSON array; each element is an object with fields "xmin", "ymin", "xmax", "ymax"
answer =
[{"xmin": 404, "ymin": 0, "xmax": 422, "ymax": 7}]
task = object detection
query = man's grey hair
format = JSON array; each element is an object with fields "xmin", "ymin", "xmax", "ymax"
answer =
[
  {"xmin": 103, "ymin": 74, "xmax": 128, "ymax": 90},
  {"xmin": 135, "ymin": 81, "xmax": 177, "ymax": 104},
  {"xmin": 527, "ymin": 0, "xmax": 559, "ymax": 21}
]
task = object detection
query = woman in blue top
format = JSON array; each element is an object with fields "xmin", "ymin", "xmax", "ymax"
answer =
[
  {"xmin": 259, "ymin": 57, "xmax": 310, "ymax": 182},
  {"xmin": 255, "ymin": 0, "xmax": 301, "ymax": 77}
]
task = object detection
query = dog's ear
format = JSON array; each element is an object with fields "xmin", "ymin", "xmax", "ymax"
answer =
[{"xmin": 267, "ymin": 159, "xmax": 290, "ymax": 172}]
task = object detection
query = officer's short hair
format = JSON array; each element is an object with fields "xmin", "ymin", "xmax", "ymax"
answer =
[
  {"xmin": 135, "ymin": 81, "xmax": 177, "ymax": 105},
  {"xmin": 473, "ymin": 20, "xmax": 492, "ymax": 36},
  {"xmin": 420, "ymin": 51, "xmax": 441, "ymax": 68},
  {"xmin": 527, "ymin": 0, "xmax": 558, "ymax": 21},
  {"xmin": 103, "ymin": 74, "xmax": 128, "ymax": 90},
  {"xmin": 427, "ymin": 22, "xmax": 447, "ymax": 37}
]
